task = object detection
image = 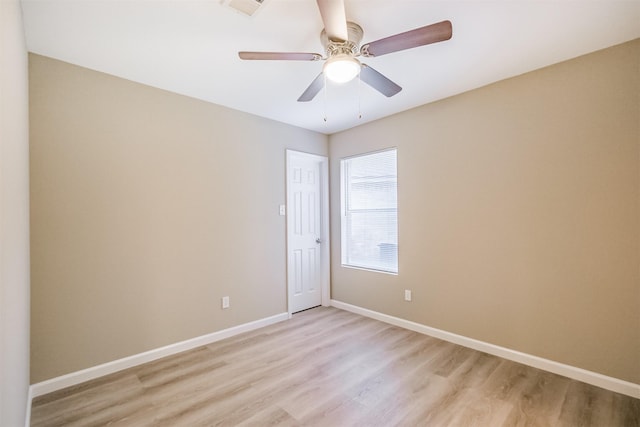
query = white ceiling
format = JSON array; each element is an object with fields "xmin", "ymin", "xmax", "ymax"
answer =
[{"xmin": 21, "ymin": 0, "xmax": 640, "ymax": 135}]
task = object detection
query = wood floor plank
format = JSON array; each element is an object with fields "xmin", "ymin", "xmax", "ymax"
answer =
[
  {"xmin": 30, "ymin": 374, "xmax": 145, "ymax": 427},
  {"xmin": 236, "ymin": 406, "xmax": 300, "ymax": 427},
  {"xmin": 31, "ymin": 306, "xmax": 640, "ymax": 426},
  {"xmin": 503, "ymin": 370, "xmax": 571, "ymax": 426}
]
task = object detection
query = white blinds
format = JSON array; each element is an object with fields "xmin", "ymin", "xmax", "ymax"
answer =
[{"xmin": 341, "ymin": 149, "xmax": 398, "ymax": 273}]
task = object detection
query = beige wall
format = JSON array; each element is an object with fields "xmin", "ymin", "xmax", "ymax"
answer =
[
  {"xmin": 1, "ymin": 0, "xmax": 31, "ymax": 424},
  {"xmin": 329, "ymin": 40, "xmax": 640, "ymax": 384},
  {"xmin": 29, "ymin": 54, "xmax": 328, "ymax": 382}
]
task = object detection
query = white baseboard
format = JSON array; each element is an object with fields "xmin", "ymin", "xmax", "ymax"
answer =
[
  {"xmin": 331, "ymin": 299, "xmax": 640, "ymax": 399},
  {"xmin": 29, "ymin": 312, "xmax": 289, "ymax": 399}
]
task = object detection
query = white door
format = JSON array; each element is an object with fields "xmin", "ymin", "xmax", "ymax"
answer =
[{"xmin": 286, "ymin": 151, "xmax": 328, "ymax": 313}]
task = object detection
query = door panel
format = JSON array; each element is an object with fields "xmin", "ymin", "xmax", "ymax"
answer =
[{"xmin": 287, "ymin": 153, "xmax": 323, "ymax": 313}]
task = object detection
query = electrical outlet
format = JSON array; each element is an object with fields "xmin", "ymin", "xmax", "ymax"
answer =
[
  {"xmin": 222, "ymin": 296, "xmax": 230, "ymax": 309},
  {"xmin": 404, "ymin": 290, "xmax": 412, "ymax": 302}
]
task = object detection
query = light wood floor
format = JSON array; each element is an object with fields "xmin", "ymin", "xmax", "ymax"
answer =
[{"xmin": 31, "ymin": 306, "xmax": 639, "ymax": 426}]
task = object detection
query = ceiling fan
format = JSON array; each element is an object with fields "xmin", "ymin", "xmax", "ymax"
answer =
[{"xmin": 238, "ymin": 0, "xmax": 452, "ymax": 102}]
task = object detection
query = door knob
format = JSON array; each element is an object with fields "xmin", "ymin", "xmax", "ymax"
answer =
[{"xmin": 316, "ymin": 238, "xmax": 322, "ymax": 244}]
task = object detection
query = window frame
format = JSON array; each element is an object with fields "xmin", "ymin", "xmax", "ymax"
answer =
[{"xmin": 340, "ymin": 147, "xmax": 398, "ymax": 275}]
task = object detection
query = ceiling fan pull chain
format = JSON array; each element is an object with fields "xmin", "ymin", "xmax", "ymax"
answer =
[
  {"xmin": 358, "ymin": 73, "xmax": 362, "ymax": 120},
  {"xmin": 323, "ymin": 74, "xmax": 328, "ymax": 122}
]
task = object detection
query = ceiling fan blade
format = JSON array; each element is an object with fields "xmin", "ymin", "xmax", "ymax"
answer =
[
  {"xmin": 239, "ymin": 52, "xmax": 322, "ymax": 61},
  {"xmin": 361, "ymin": 20, "xmax": 452, "ymax": 57},
  {"xmin": 298, "ymin": 73, "xmax": 325, "ymax": 102},
  {"xmin": 316, "ymin": 0, "xmax": 348, "ymax": 42},
  {"xmin": 359, "ymin": 64, "xmax": 402, "ymax": 97}
]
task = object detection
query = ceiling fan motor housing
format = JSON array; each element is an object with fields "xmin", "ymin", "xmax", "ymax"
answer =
[{"xmin": 321, "ymin": 21, "xmax": 363, "ymax": 58}]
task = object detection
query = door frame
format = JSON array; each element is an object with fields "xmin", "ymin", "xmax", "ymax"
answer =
[{"xmin": 285, "ymin": 149, "xmax": 330, "ymax": 317}]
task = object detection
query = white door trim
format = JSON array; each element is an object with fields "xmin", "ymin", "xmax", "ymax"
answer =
[{"xmin": 286, "ymin": 150, "xmax": 330, "ymax": 316}]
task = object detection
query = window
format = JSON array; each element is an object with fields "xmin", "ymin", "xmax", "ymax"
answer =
[{"xmin": 341, "ymin": 149, "xmax": 398, "ymax": 274}]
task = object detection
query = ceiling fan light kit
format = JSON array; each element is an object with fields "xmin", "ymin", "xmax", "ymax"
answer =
[
  {"xmin": 238, "ymin": 0, "xmax": 452, "ymax": 102},
  {"xmin": 323, "ymin": 54, "xmax": 361, "ymax": 83}
]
